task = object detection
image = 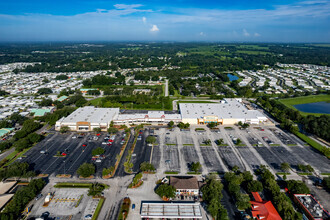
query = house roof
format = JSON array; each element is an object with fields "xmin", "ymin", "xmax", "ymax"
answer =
[
  {"xmin": 250, "ymin": 192, "xmax": 282, "ymax": 220},
  {"xmin": 57, "ymin": 95, "xmax": 68, "ymax": 102},
  {"xmin": 0, "ymin": 128, "xmax": 14, "ymax": 137},
  {"xmin": 170, "ymin": 176, "xmax": 199, "ymax": 190}
]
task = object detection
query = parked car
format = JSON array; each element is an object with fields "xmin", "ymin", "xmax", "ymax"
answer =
[
  {"xmin": 35, "ymin": 193, "xmax": 43, "ymax": 200},
  {"xmin": 132, "ymin": 204, "xmax": 135, "ymax": 210},
  {"xmin": 40, "ymin": 150, "xmax": 45, "ymax": 154}
]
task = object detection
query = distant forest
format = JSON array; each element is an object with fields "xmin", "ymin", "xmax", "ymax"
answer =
[{"xmin": 0, "ymin": 43, "xmax": 329, "ymax": 73}]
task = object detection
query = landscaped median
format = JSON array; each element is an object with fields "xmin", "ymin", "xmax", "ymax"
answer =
[
  {"xmin": 92, "ymin": 197, "xmax": 105, "ymax": 220},
  {"xmin": 124, "ymin": 128, "xmax": 141, "ymax": 174},
  {"xmin": 293, "ymin": 131, "xmax": 330, "ymax": 159}
]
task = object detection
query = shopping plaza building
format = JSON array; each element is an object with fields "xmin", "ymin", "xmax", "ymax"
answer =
[{"xmin": 55, "ymin": 99, "xmax": 268, "ymax": 131}]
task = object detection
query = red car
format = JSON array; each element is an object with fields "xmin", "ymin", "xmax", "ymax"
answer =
[{"xmin": 82, "ymin": 144, "xmax": 87, "ymax": 147}]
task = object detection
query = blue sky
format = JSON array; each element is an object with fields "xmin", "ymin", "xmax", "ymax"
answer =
[{"xmin": 0, "ymin": 0, "xmax": 329, "ymax": 42}]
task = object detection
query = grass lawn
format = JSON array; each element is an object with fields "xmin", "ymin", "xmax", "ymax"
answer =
[
  {"xmin": 293, "ymin": 131, "xmax": 329, "ymax": 158},
  {"xmin": 54, "ymin": 182, "xmax": 93, "ymax": 188},
  {"xmin": 164, "ymin": 171, "xmax": 179, "ymax": 174},
  {"xmin": 279, "ymin": 94, "xmax": 330, "ymax": 116},
  {"xmin": 89, "ymin": 97, "xmax": 103, "ymax": 106}
]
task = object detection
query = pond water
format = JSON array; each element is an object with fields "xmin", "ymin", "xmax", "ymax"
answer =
[
  {"xmin": 293, "ymin": 101, "xmax": 330, "ymax": 114},
  {"xmin": 227, "ymin": 73, "xmax": 239, "ymax": 81}
]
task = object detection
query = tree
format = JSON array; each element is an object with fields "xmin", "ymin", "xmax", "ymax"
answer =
[
  {"xmin": 146, "ymin": 136, "xmax": 157, "ymax": 144},
  {"xmin": 216, "ymin": 139, "xmax": 224, "ymax": 145},
  {"xmin": 102, "ymin": 166, "xmax": 115, "ymax": 176},
  {"xmin": 88, "ymin": 183, "xmax": 105, "ymax": 196},
  {"xmin": 92, "ymin": 147, "xmax": 105, "ymax": 156},
  {"xmin": 235, "ymin": 138, "xmax": 242, "ymax": 145},
  {"xmin": 323, "ymin": 177, "xmax": 330, "ymax": 191},
  {"xmin": 42, "ymin": 78, "xmax": 50, "ymax": 83},
  {"xmin": 236, "ymin": 194, "xmax": 251, "ymax": 210},
  {"xmin": 140, "ymin": 162, "xmax": 155, "ymax": 172},
  {"xmin": 287, "ymin": 180, "xmax": 310, "ymax": 194},
  {"xmin": 93, "ymin": 127, "xmax": 101, "ymax": 133},
  {"xmin": 77, "ymin": 163, "xmax": 95, "ymax": 177},
  {"xmin": 55, "ymin": 74, "xmax": 68, "ymax": 80},
  {"xmin": 37, "ymin": 88, "xmax": 53, "ymax": 95},
  {"xmin": 242, "ymin": 171, "xmax": 253, "ymax": 182},
  {"xmin": 155, "ymin": 184, "xmax": 176, "ymax": 199},
  {"xmin": 27, "ymin": 133, "xmax": 42, "ymax": 143},
  {"xmin": 168, "ymin": 121, "xmax": 174, "ymax": 128},
  {"xmin": 247, "ymin": 180, "xmax": 263, "ymax": 193},
  {"xmin": 305, "ymin": 165, "xmax": 314, "ymax": 172},
  {"xmin": 280, "ymin": 162, "xmax": 290, "ymax": 172},
  {"xmin": 39, "ymin": 98, "xmax": 53, "ymax": 106},
  {"xmin": 207, "ymin": 122, "xmax": 218, "ymax": 128},
  {"xmin": 190, "ymin": 162, "xmax": 202, "ymax": 173},
  {"xmin": 107, "ymin": 127, "xmax": 118, "ymax": 134},
  {"xmin": 13, "ymin": 138, "xmax": 30, "ymax": 151},
  {"xmin": 177, "ymin": 122, "xmax": 190, "ymax": 129},
  {"xmin": 60, "ymin": 126, "xmax": 70, "ymax": 133},
  {"xmin": 298, "ymin": 164, "xmax": 307, "ymax": 172},
  {"xmin": 130, "ymin": 172, "xmax": 143, "ymax": 187}
]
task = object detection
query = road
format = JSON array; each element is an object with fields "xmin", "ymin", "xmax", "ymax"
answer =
[
  {"xmin": 0, "ymin": 147, "xmax": 15, "ymax": 161},
  {"xmin": 164, "ymin": 79, "xmax": 169, "ymax": 97}
]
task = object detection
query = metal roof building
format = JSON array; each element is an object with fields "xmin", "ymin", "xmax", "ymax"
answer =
[
  {"xmin": 180, "ymin": 99, "xmax": 267, "ymax": 125},
  {"xmin": 140, "ymin": 201, "xmax": 202, "ymax": 219},
  {"xmin": 55, "ymin": 106, "xmax": 119, "ymax": 131}
]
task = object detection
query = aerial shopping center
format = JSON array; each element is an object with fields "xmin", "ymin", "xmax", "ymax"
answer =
[{"xmin": 55, "ymin": 98, "xmax": 268, "ymax": 131}]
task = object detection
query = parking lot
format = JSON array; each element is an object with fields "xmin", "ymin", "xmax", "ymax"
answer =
[
  {"xmin": 23, "ymin": 124, "xmax": 330, "ymax": 178},
  {"xmin": 131, "ymin": 128, "xmax": 152, "ymax": 172},
  {"xmin": 22, "ymin": 131, "xmax": 125, "ymax": 177},
  {"xmin": 29, "ymin": 187, "xmax": 98, "ymax": 220}
]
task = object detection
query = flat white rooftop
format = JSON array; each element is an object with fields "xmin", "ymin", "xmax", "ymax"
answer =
[
  {"xmin": 59, "ymin": 106, "xmax": 119, "ymax": 124},
  {"xmin": 179, "ymin": 99, "xmax": 266, "ymax": 120},
  {"xmin": 115, "ymin": 111, "xmax": 181, "ymax": 121},
  {"xmin": 140, "ymin": 202, "xmax": 202, "ymax": 219}
]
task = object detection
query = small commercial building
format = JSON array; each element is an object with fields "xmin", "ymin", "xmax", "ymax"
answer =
[
  {"xmin": 140, "ymin": 201, "xmax": 202, "ymax": 219},
  {"xmin": 0, "ymin": 128, "xmax": 14, "ymax": 138},
  {"xmin": 180, "ymin": 99, "xmax": 267, "ymax": 125},
  {"xmin": 55, "ymin": 106, "xmax": 119, "ymax": 131},
  {"xmin": 113, "ymin": 110, "xmax": 181, "ymax": 125},
  {"xmin": 30, "ymin": 107, "xmax": 54, "ymax": 117},
  {"xmin": 170, "ymin": 176, "xmax": 200, "ymax": 197},
  {"xmin": 293, "ymin": 194, "xmax": 330, "ymax": 220},
  {"xmin": 250, "ymin": 192, "xmax": 282, "ymax": 220}
]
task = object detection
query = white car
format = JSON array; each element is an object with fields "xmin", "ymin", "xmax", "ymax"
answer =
[
  {"xmin": 102, "ymin": 142, "xmax": 107, "ymax": 145},
  {"xmin": 95, "ymin": 159, "xmax": 102, "ymax": 163}
]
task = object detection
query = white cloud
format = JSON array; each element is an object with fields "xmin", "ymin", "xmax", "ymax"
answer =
[
  {"xmin": 150, "ymin": 24, "xmax": 159, "ymax": 32},
  {"xmin": 142, "ymin": 16, "xmax": 147, "ymax": 24},
  {"xmin": 243, "ymin": 29, "xmax": 250, "ymax": 37},
  {"xmin": 200, "ymin": 32, "xmax": 204, "ymax": 36},
  {"xmin": 254, "ymin": 32, "xmax": 260, "ymax": 37},
  {"xmin": 114, "ymin": 4, "xmax": 143, "ymax": 10}
]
